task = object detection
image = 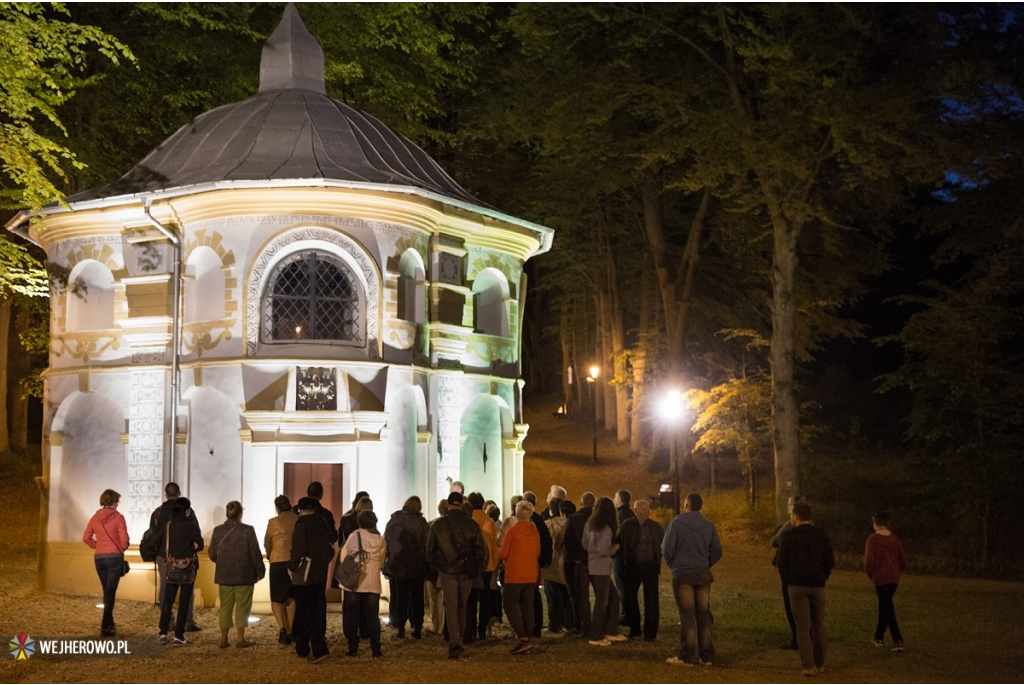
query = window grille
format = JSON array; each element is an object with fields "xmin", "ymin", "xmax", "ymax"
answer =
[{"xmin": 262, "ymin": 251, "xmax": 362, "ymax": 343}]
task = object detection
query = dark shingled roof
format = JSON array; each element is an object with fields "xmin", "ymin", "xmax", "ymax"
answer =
[{"xmin": 67, "ymin": 4, "xmax": 483, "ymax": 207}]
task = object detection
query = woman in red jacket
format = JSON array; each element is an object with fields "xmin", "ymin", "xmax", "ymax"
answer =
[
  {"xmin": 82, "ymin": 489, "xmax": 130, "ymax": 637},
  {"xmin": 499, "ymin": 500, "xmax": 541, "ymax": 655}
]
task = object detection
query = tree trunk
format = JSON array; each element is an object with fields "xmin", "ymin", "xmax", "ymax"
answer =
[
  {"xmin": 0, "ymin": 298, "xmax": 10, "ymax": 453},
  {"xmin": 631, "ymin": 249, "xmax": 657, "ymax": 454},
  {"xmin": 593, "ymin": 295, "xmax": 605, "ymax": 423},
  {"xmin": 768, "ymin": 205, "xmax": 802, "ymax": 524},
  {"xmin": 604, "ymin": 232, "xmax": 629, "ymax": 442},
  {"xmin": 599, "ymin": 289, "xmax": 616, "ymax": 430},
  {"xmin": 560, "ymin": 310, "xmax": 573, "ymax": 417}
]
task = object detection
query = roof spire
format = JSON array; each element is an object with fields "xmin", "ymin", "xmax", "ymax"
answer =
[{"xmin": 259, "ymin": 3, "xmax": 325, "ymax": 94}]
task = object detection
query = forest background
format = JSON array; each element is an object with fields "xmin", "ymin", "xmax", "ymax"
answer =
[{"xmin": 1, "ymin": 3, "xmax": 1022, "ymax": 579}]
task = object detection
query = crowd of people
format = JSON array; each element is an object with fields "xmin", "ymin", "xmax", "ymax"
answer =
[{"xmin": 80, "ymin": 482, "xmax": 909, "ymax": 675}]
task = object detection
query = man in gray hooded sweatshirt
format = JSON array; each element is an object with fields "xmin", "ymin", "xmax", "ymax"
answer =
[{"xmin": 662, "ymin": 493, "xmax": 722, "ymax": 667}]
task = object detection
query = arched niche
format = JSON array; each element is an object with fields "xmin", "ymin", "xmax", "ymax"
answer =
[
  {"xmin": 51, "ymin": 391, "xmax": 128, "ymax": 541},
  {"xmin": 472, "ymin": 267, "xmax": 510, "ymax": 337},
  {"xmin": 182, "ymin": 386, "xmax": 242, "ymax": 532},
  {"xmin": 66, "ymin": 260, "xmax": 115, "ymax": 332},
  {"xmin": 398, "ymin": 248, "xmax": 426, "ymax": 325},
  {"xmin": 185, "ymin": 246, "xmax": 226, "ymax": 323},
  {"xmin": 381, "ymin": 384, "xmax": 428, "ymax": 513},
  {"xmin": 459, "ymin": 394, "xmax": 513, "ymax": 504}
]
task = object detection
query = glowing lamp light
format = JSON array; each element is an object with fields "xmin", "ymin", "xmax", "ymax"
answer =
[
  {"xmin": 96, "ymin": 604, "xmax": 104, "ymax": 609},
  {"xmin": 589, "ymin": 366, "xmax": 600, "ymax": 380},
  {"xmin": 295, "ymin": 326, "xmax": 302, "ymax": 337},
  {"xmin": 660, "ymin": 389, "xmax": 686, "ymax": 421}
]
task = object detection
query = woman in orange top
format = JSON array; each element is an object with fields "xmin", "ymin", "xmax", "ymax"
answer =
[{"xmin": 498, "ymin": 500, "xmax": 541, "ymax": 655}]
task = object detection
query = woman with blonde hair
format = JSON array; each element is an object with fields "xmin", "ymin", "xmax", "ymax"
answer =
[
  {"xmin": 82, "ymin": 489, "xmax": 129, "ymax": 636},
  {"xmin": 209, "ymin": 500, "xmax": 265, "ymax": 648}
]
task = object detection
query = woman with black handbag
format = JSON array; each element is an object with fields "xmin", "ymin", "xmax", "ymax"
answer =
[
  {"xmin": 82, "ymin": 489, "xmax": 130, "ymax": 637},
  {"xmin": 339, "ymin": 510, "xmax": 386, "ymax": 657},
  {"xmin": 289, "ymin": 497, "xmax": 335, "ymax": 663},
  {"xmin": 157, "ymin": 497, "xmax": 204, "ymax": 646}
]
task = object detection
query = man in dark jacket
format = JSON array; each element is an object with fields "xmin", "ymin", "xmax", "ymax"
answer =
[
  {"xmin": 778, "ymin": 501, "xmax": 835, "ymax": 676},
  {"xmin": 426, "ymin": 492, "xmax": 487, "ymax": 659},
  {"xmin": 300, "ymin": 482, "xmax": 337, "ymax": 545},
  {"xmin": 563, "ymin": 491, "xmax": 595, "ymax": 636},
  {"xmin": 155, "ymin": 497, "xmax": 204, "ymax": 645},
  {"xmin": 383, "ymin": 496, "xmax": 431, "ymax": 638},
  {"xmin": 620, "ymin": 499, "xmax": 664, "ymax": 640},
  {"xmin": 290, "ymin": 497, "xmax": 335, "ymax": 663},
  {"xmin": 150, "ymin": 482, "xmax": 202, "ymax": 631},
  {"xmin": 613, "ymin": 489, "xmax": 636, "ymax": 625},
  {"xmin": 522, "ymin": 491, "xmax": 554, "ymax": 637}
]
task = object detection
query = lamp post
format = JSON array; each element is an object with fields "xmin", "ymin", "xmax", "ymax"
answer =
[
  {"xmin": 661, "ymin": 390, "xmax": 685, "ymax": 514},
  {"xmin": 588, "ymin": 365, "xmax": 600, "ymax": 464}
]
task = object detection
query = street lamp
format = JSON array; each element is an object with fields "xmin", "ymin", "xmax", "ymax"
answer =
[
  {"xmin": 660, "ymin": 390, "xmax": 686, "ymax": 514},
  {"xmin": 587, "ymin": 366, "xmax": 600, "ymax": 464}
]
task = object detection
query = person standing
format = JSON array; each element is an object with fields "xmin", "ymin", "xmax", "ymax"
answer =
[
  {"xmin": 542, "ymin": 485, "xmax": 567, "ymax": 521},
  {"xmin": 290, "ymin": 497, "xmax": 335, "ymax": 664},
  {"xmin": 209, "ymin": 501, "xmax": 265, "ymax": 649},
  {"xmin": 150, "ymin": 482, "xmax": 202, "ymax": 632},
  {"xmin": 339, "ymin": 510, "xmax": 387, "ymax": 658},
  {"xmin": 543, "ymin": 498, "xmax": 574, "ymax": 633},
  {"xmin": 383, "ymin": 496, "xmax": 431, "ymax": 639},
  {"xmin": 620, "ymin": 499, "xmax": 663, "ymax": 641},
  {"xmin": 82, "ymin": 489, "xmax": 129, "ymax": 637},
  {"xmin": 265, "ymin": 494, "xmax": 298, "ymax": 644},
  {"xmin": 778, "ymin": 501, "xmax": 835, "ymax": 676},
  {"xmin": 465, "ymin": 492, "xmax": 499, "ymax": 644},
  {"xmin": 563, "ymin": 491, "xmax": 596, "ymax": 636},
  {"xmin": 425, "ymin": 499, "xmax": 449, "ymax": 636},
  {"xmin": 499, "ymin": 500, "xmax": 542, "ymax": 654},
  {"xmin": 583, "ymin": 497, "xmax": 627, "ymax": 647},
  {"xmin": 612, "ymin": 490, "xmax": 636, "ymax": 625},
  {"xmin": 426, "ymin": 492, "xmax": 487, "ymax": 660},
  {"xmin": 662, "ymin": 493, "xmax": 721, "ymax": 667},
  {"xmin": 521, "ymin": 491, "xmax": 553, "ymax": 637},
  {"xmin": 864, "ymin": 511, "xmax": 907, "ymax": 652},
  {"xmin": 156, "ymin": 498, "xmax": 204, "ymax": 646},
  {"xmin": 771, "ymin": 494, "xmax": 807, "ymax": 649}
]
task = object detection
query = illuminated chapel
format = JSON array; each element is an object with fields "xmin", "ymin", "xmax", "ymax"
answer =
[{"xmin": 6, "ymin": 6, "xmax": 552, "ymax": 604}]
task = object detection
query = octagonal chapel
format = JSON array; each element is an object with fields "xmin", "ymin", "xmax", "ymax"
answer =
[{"xmin": 7, "ymin": 5, "xmax": 552, "ymax": 605}]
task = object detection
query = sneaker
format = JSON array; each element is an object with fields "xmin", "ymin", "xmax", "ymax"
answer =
[
  {"xmin": 307, "ymin": 653, "xmax": 329, "ymax": 664},
  {"xmin": 891, "ymin": 641, "xmax": 904, "ymax": 652},
  {"xmin": 448, "ymin": 644, "xmax": 462, "ymax": 660},
  {"xmin": 184, "ymin": 622, "xmax": 201, "ymax": 632},
  {"xmin": 157, "ymin": 633, "xmax": 168, "ymax": 645},
  {"xmin": 510, "ymin": 640, "xmax": 533, "ymax": 655},
  {"xmin": 666, "ymin": 656, "xmax": 693, "ymax": 666},
  {"xmin": 605, "ymin": 633, "xmax": 628, "ymax": 642},
  {"xmin": 172, "ymin": 637, "xmax": 192, "ymax": 647},
  {"xmin": 872, "ymin": 638, "xmax": 884, "ymax": 647},
  {"xmin": 699, "ymin": 659, "xmax": 713, "ymax": 667},
  {"xmin": 589, "ymin": 638, "xmax": 612, "ymax": 647},
  {"xmin": 801, "ymin": 668, "xmax": 817, "ymax": 677}
]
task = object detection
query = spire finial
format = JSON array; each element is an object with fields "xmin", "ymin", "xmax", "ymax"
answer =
[{"xmin": 259, "ymin": 3, "xmax": 325, "ymax": 93}]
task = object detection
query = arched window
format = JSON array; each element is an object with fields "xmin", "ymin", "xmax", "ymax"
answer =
[
  {"xmin": 472, "ymin": 268, "xmax": 510, "ymax": 337},
  {"xmin": 185, "ymin": 246, "xmax": 225, "ymax": 323},
  {"xmin": 397, "ymin": 249, "xmax": 425, "ymax": 325},
  {"xmin": 262, "ymin": 251, "xmax": 364, "ymax": 344},
  {"xmin": 66, "ymin": 260, "xmax": 115, "ymax": 332}
]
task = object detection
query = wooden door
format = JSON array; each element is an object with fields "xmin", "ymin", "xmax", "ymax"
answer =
[{"xmin": 283, "ymin": 462, "xmax": 344, "ymax": 602}]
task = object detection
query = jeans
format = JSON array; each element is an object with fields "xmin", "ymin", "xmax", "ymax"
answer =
[
  {"xmin": 438, "ymin": 573, "xmax": 473, "ymax": 648},
  {"xmin": 788, "ymin": 584, "xmax": 826, "ymax": 670},
  {"xmin": 343, "ymin": 591, "xmax": 381, "ymax": 654},
  {"xmin": 425, "ymin": 578, "xmax": 444, "ymax": 634},
  {"xmin": 159, "ymin": 582, "xmax": 194, "ymax": 640},
  {"xmin": 544, "ymin": 580, "xmax": 573, "ymax": 632},
  {"xmin": 94, "ymin": 556, "xmax": 122, "ymax": 631},
  {"xmin": 389, "ymin": 577, "xmax": 426, "ymax": 632},
  {"xmin": 589, "ymin": 574, "xmax": 621, "ymax": 641},
  {"xmin": 156, "ymin": 556, "xmax": 195, "ymax": 626},
  {"xmin": 623, "ymin": 563, "xmax": 660, "ymax": 639},
  {"xmin": 874, "ymin": 583, "xmax": 902, "ymax": 643},
  {"xmin": 672, "ymin": 571, "xmax": 714, "ymax": 663},
  {"xmin": 292, "ymin": 584, "xmax": 328, "ymax": 659},
  {"xmin": 465, "ymin": 571, "xmax": 493, "ymax": 641},
  {"xmin": 503, "ymin": 582, "xmax": 536, "ymax": 639},
  {"xmin": 782, "ymin": 580, "xmax": 796, "ymax": 643},
  {"xmin": 218, "ymin": 584, "xmax": 254, "ymax": 629},
  {"xmin": 567, "ymin": 560, "xmax": 591, "ymax": 634}
]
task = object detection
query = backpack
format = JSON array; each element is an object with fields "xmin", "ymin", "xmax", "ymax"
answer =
[{"xmin": 139, "ymin": 522, "xmax": 161, "ymax": 562}]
